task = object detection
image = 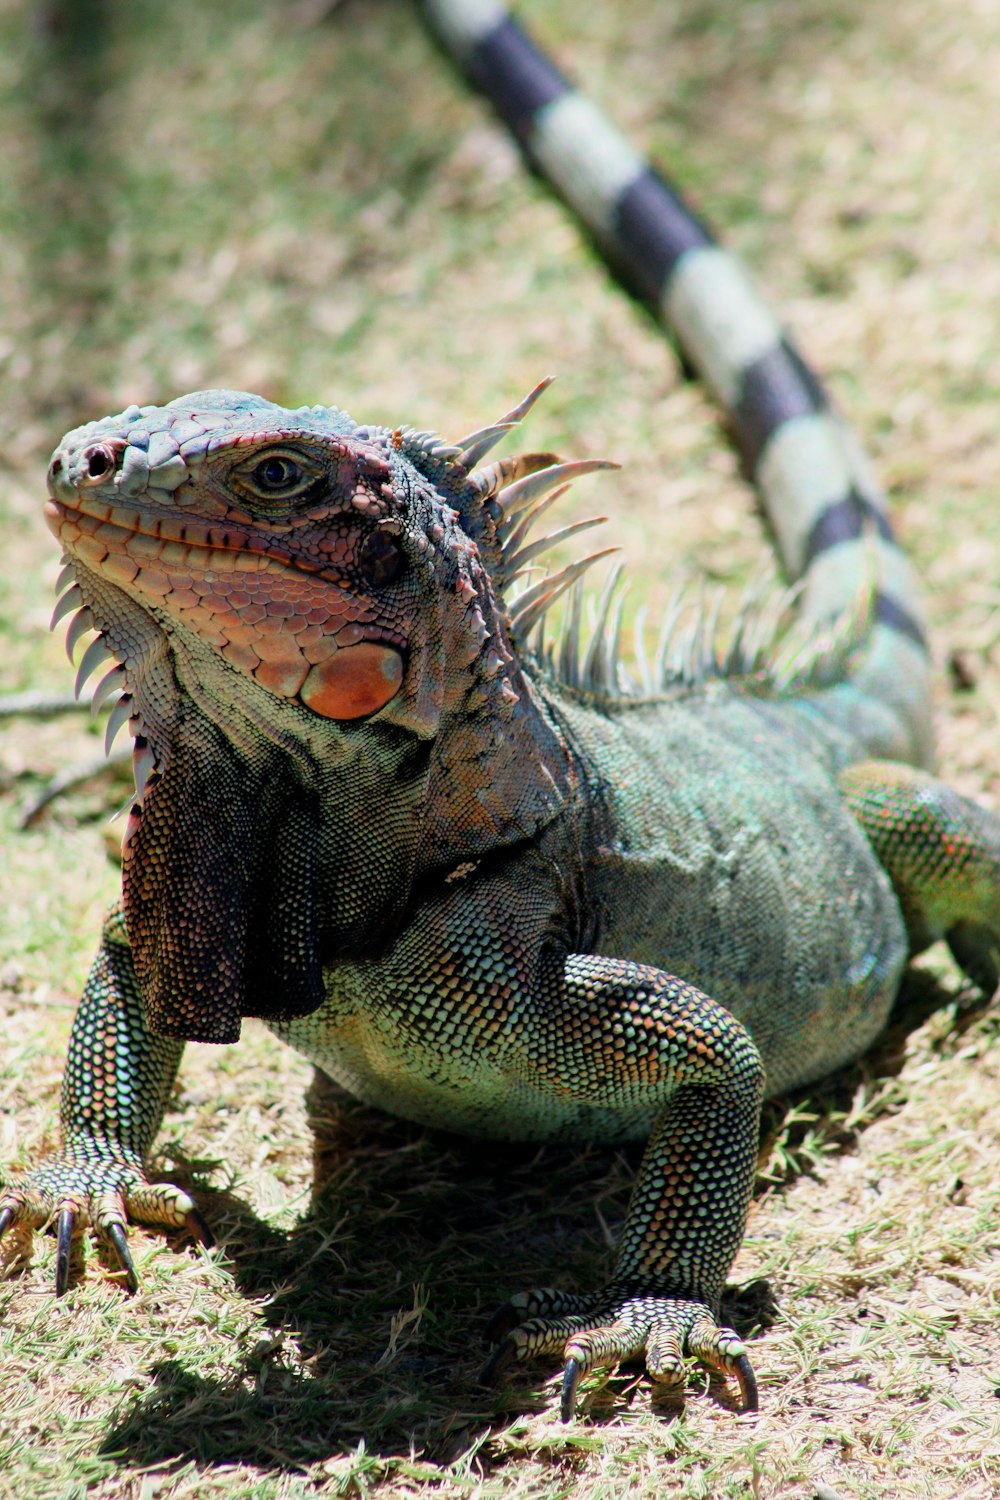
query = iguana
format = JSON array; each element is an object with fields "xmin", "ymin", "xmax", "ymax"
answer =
[{"xmin": 2, "ymin": 0, "xmax": 999, "ymax": 1421}]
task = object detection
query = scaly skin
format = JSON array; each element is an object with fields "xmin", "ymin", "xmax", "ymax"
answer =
[{"xmin": 3, "ymin": 1, "xmax": 1000, "ymax": 1422}]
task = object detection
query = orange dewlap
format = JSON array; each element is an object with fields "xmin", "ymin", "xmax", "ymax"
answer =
[{"xmin": 299, "ymin": 642, "xmax": 404, "ymax": 719}]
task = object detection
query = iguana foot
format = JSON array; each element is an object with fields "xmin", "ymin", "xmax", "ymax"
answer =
[
  {"xmin": 0, "ymin": 1157, "xmax": 212, "ymax": 1294},
  {"xmin": 481, "ymin": 1283, "xmax": 757, "ymax": 1420}
]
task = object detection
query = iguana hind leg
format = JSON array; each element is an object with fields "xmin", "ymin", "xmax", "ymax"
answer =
[{"xmin": 841, "ymin": 761, "xmax": 1000, "ymax": 994}]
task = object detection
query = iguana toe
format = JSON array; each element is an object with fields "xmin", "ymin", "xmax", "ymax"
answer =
[
  {"xmin": 560, "ymin": 1357, "xmax": 584, "ymax": 1421},
  {"xmin": 55, "ymin": 1205, "xmax": 77, "ymax": 1294},
  {"xmin": 183, "ymin": 1207, "xmax": 215, "ymax": 1248}
]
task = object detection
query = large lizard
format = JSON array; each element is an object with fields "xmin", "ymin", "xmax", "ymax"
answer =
[{"xmin": 2, "ymin": 0, "xmax": 998, "ymax": 1420}]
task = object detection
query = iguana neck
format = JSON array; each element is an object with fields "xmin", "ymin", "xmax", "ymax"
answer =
[
  {"xmin": 414, "ymin": 539, "xmax": 578, "ymax": 872},
  {"xmin": 102, "ymin": 605, "xmax": 426, "ymax": 1041}
]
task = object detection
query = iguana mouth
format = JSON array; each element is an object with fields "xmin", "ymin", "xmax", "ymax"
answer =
[{"xmin": 45, "ymin": 490, "xmax": 383, "ymax": 586}]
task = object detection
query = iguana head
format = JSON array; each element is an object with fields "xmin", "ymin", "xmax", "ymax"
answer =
[
  {"xmin": 47, "ymin": 391, "xmax": 450, "ymax": 734},
  {"xmin": 45, "ymin": 385, "xmax": 610, "ymax": 1041}
]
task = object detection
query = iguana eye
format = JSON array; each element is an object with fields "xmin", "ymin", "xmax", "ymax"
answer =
[
  {"xmin": 358, "ymin": 528, "xmax": 405, "ymax": 587},
  {"xmin": 233, "ymin": 447, "xmax": 322, "ymax": 504},
  {"xmin": 252, "ymin": 455, "xmax": 304, "ymax": 492}
]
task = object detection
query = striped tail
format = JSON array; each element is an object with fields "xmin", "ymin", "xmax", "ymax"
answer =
[{"xmin": 419, "ymin": 0, "xmax": 933, "ymax": 767}]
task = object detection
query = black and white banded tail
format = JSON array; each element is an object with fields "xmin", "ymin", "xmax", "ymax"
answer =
[{"xmin": 420, "ymin": 0, "xmax": 933, "ymax": 766}]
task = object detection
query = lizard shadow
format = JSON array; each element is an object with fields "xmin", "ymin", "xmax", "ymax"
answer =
[
  {"xmin": 98, "ymin": 963, "xmax": 988, "ymax": 1475},
  {"xmin": 99, "ymin": 1084, "xmax": 648, "ymax": 1472}
]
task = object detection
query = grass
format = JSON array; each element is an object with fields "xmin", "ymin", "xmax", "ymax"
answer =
[{"xmin": 1, "ymin": 0, "xmax": 1000, "ymax": 1495}]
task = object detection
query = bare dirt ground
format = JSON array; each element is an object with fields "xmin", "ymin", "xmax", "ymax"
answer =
[{"xmin": 0, "ymin": 1, "xmax": 998, "ymax": 1496}]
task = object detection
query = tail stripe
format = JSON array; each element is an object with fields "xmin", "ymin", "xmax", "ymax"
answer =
[
  {"xmin": 465, "ymin": 13, "xmax": 567, "ymax": 129},
  {"xmin": 805, "ymin": 543, "xmax": 917, "ymax": 629},
  {"xmin": 420, "ymin": 0, "xmax": 933, "ymax": 761},
  {"xmin": 425, "ymin": 0, "xmax": 508, "ymax": 55},
  {"xmin": 531, "ymin": 95, "xmax": 645, "ymax": 236},
  {"xmin": 611, "ymin": 171, "xmax": 713, "ymax": 300},
  {"xmin": 732, "ymin": 340, "xmax": 830, "ymax": 470},
  {"xmin": 874, "ymin": 594, "xmax": 927, "ymax": 649},
  {"xmin": 757, "ymin": 414, "xmax": 863, "ymax": 572},
  {"xmin": 804, "ymin": 497, "xmax": 895, "ymax": 564},
  {"xmin": 663, "ymin": 249, "xmax": 784, "ymax": 408}
]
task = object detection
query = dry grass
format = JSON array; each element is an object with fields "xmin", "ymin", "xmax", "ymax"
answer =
[{"xmin": 1, "ymin": 0, "xmax": 999, "ymax": 1496}]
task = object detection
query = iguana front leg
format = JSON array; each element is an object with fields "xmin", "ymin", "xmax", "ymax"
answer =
[
  {"xmin": 0, "ymin": 904, "xmax": 211, "ymax": 1291},
  {"xmin": 488, "ymin": 953, "xmax": 765, "ymax": 1418}
]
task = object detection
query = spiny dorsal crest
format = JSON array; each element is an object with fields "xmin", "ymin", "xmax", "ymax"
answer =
[
  {"xmin": 527, "ymin": 567, "xmax": 877, "ymax": 702},
  {"xmin": 397, "ymin": 378, "xmax": 875, "ymax": 704},
  {"xmin": 433, "ymin": 377, "xmax": 622, "ymax": 630}
]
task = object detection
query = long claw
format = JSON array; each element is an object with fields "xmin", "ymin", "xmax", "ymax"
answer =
[
  {"xmin": 560, "ymin": 1356, "xmax": 583, "ymax": 1422},
  {"xmin": 184, "ymin": 1208, "xmax": 214, "ymax": 1248},
  {"xmin": 55, "ymin": 1206, "xmax": 75, "ymax": 1295},
  {"xmin": 478, "ymin": 1336, "xmax": 517, "ymax": 1387},
  {"xmin": 0, "ymin": 1205, "xmax": 14, "ymax": 1241},
  {"xmin": 106, "ymin": 1221, "xmax": 139, "ymax": 1292},
  {"xmin": 733, "ymin": 1352, "xmax": 758, "ymax": 1413}
]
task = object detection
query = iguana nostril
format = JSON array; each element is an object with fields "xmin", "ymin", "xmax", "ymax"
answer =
[{"xmin": 82, "ymin": 444, "xmax": 116, "ymax": 482}]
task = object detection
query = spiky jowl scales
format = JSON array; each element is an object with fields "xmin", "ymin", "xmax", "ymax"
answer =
[{"xmin": 4, "ymin": 0, "xmax": 1000, "ymax": 1423}]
